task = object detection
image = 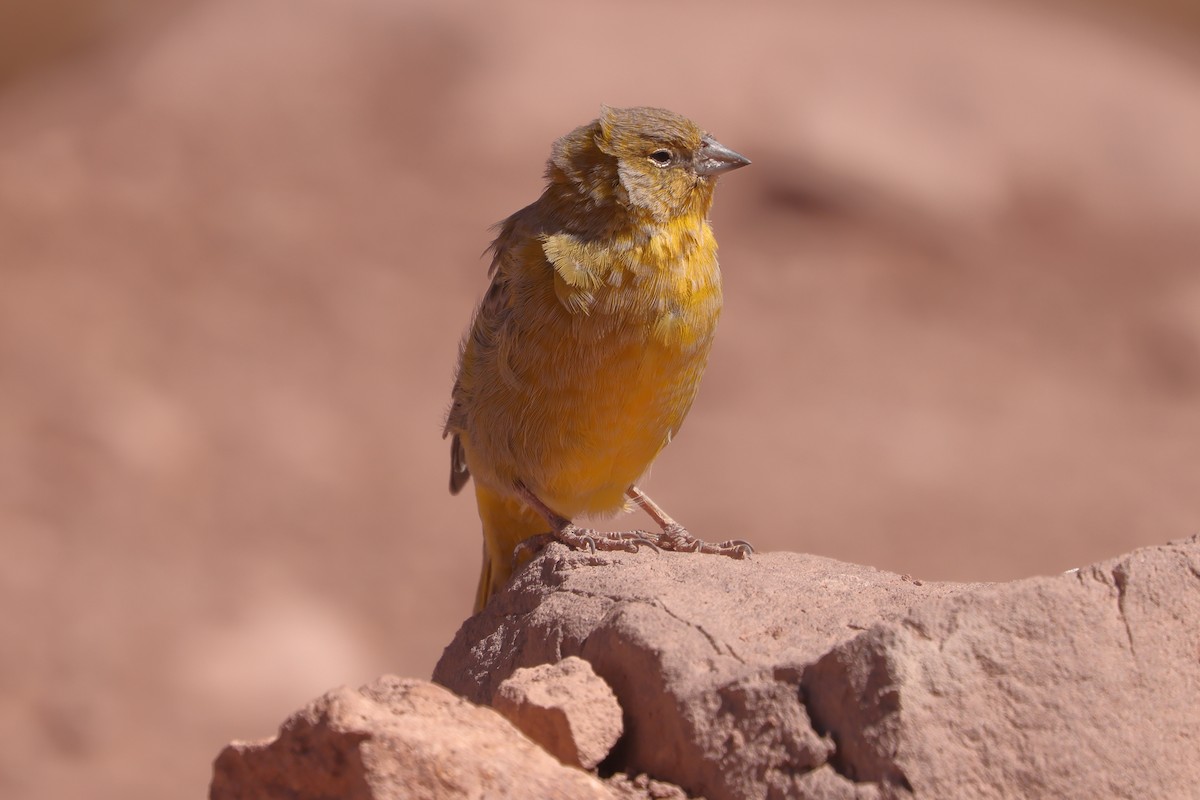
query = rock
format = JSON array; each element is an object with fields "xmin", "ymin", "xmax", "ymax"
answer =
[
  {"xmin": 210, "ymin": 537, "xmax": 1200, "ymax": 800},
  {"xmin": 434, "ymin": 536, "xmax": 1200, "ymax": 800},
  {"xmin": 604, "ymin": 772, "xmax": 696, "ymax": 800},
  {"xmin": 209, "ymin": 675, "xmax": 616, "ymax": 800},
  {"xmin": 492, "ymin": 656, "xmax": 623, "ymax": 770},
  {"xmin": 434, "ymin": 545, "xmax": 961, "ymax": 799}
]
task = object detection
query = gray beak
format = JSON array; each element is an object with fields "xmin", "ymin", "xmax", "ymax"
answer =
[{"xmin": 695, "ymin": 134, "xmax": 751, "ymax": 176}]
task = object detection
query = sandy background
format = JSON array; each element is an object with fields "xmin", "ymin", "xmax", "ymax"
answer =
[{"xmin": 1, "ymin": 1, "xmax": 1198, "ymax": 797}]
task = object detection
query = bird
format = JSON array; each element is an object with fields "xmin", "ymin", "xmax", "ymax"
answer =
[{"xmin": 444, "ymin": 105, "xmax": 752, "ymax": 612}]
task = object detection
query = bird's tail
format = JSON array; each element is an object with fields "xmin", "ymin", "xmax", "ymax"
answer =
[{"xmin": 473, "ymin": 483, "xmax": 548, "ymax": 612}]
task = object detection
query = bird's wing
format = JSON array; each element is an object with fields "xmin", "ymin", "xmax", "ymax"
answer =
[{"xmin": 444, "ymin": 208, "xmax": 532, "ymax": 494}]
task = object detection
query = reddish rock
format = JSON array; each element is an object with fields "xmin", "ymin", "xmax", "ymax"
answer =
[
  {"xmin": 604, "ymin": 772, "xmax": 696, "ymax": 800},
  {"xmin": 492, "ymin": 656, "xmax": 623, "ymax": 770},
  {"xmin": 209, "ymin": 676, "xmax": 616, "ymax": 800},
  {"xmin": 804, "ymin": 543, "xmax": 1200, "ymax": 798},
  {"xmin": 435, "ymin": 536, "xmax": 1200, "ymax": 800}
]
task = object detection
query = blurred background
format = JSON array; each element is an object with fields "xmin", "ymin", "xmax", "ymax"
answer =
[{"xmin": 1, "ymin": 0, "xmax": 1198, "ymax": 797}]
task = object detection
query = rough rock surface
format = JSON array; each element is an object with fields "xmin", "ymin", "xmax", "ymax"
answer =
[
  {"xmin": 492, "ymin": 656, "xmax": 624, "ymax": 770},
  {"xmin": 433, "ymin": 537, "xmax": 1200, "ymax": 800},
  {"xmin": 209, "ymin": 676, "xmax": 616, "ymax": 800},
  {"xmin": 604, "ymin": 773, "xmax": 695, "ymax": 800}
]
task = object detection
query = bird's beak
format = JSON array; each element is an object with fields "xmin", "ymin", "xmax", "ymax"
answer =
[{"xmin": 695, "ymin": 135, "xmax": 751, "ymax": 176}]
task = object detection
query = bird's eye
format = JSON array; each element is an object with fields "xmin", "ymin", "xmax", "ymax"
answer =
[{"xmin": 648, "ymin": 149, "xmax": 672, "ymax": 166}]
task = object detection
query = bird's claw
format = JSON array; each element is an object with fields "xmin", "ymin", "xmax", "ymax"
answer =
[
  {"xmin": 512, "ymin": 533, "xmax": 558, "ymax": 563},
  {"xmin": 653, "ymin": 524, "xmax": 753, "ymax": 559},
  {"xmin": 559, "ymin": 525, "xmax": 661, "ymax": 555},
  {"xmin": 512, "ymin": 523, "xmax": 747, "ymax": 567},
  {"xmin": 514, "ymin": 526, "xmax": 661, "ymax": 563}
]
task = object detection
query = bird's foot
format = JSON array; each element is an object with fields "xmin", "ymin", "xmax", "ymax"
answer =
[
  {"xmin": 652, "ymin": 524, "xmax": 753, "ymax": 558},
  {"xmin": 555, "ymin": 524, "xmax": 662, "ymax": 555},
  {"xmin": 513, "ymin": 526, "xmax": 660, "ymax": 563},
  {"xmin": 512, "ymin": 533, "xmax": 557, "ymax": 564}
]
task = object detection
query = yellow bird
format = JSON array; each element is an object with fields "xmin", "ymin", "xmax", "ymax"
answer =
[{"xmin": 445, "ymin": 106, "xmax": 752, "ymax": 611}]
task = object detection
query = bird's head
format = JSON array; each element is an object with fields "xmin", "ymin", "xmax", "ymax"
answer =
[{"xmin": 547, "ymin": 106, "xmax": 750, "ymax": 227}]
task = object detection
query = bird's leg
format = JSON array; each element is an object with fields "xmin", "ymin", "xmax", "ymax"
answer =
[
  {"xmin": 626, "ymin": 485, "xmax": 753, "ymax": 558},
  {"xmin": 512, "ymin": 481, "xmax": 661, "ymax": 562}
]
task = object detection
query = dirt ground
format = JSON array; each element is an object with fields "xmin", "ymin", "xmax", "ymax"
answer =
[{"xmin": 1, "ymin": 1, "xmax": 1198, "ymax": 797}]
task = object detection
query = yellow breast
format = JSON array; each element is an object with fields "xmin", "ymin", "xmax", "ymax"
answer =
[{"xmin": 459, "ymin": 215, "xmax": 723, "ymax": 517}]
